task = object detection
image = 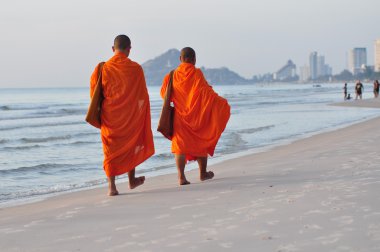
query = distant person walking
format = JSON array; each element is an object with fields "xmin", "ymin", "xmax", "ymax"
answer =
[
  {"xmin": 160, "ymin": 47, "xmax": 230, "ymax": 185},
  {"xmin": 373, "ymin": 80, "xmax": 379, "ymax": 98},
  {"xmin": 355, "ymin": 81, "xmax": 364, "ymax": 100},
  {"xmin": 343, "ymin": 83, "xmax": 348, "ymax": 100},
  {"xmin": 89, "ymin": 35, "xmax": 155, "ymax": 196}
]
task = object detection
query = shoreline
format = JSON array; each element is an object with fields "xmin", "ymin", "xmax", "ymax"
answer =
[
  {"xmin": 1, "ymin": 98, "xmax": 379, "ymax": 209},
  {"xmin": 331, "ymin": 97, "xmax": 380, "ymax": 108},
  {"xmin": 1, "ymin": 99, "xmax": 380, "ymax": 251}
]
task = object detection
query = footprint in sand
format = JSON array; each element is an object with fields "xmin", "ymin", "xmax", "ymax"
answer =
[
  {"xmin": 277, "ymin": 243, "xmax": 299, "ymax": 252},
  {"xmin": 368, "ymin": 224, "xmax": 380, "ymax": 241},
  {"xmin": 315, "ymin": 232, "xmax": 342, "ymax": 245},
  {"xmin": 198, "ymin": 227, "xmax": 218, "ymax": 237},
  {"xmin": 55, "ymin": 235, "xmax": 86, "ymax": 242},
  {"xmin": 219, "ymin": 242, "xmax": 234, "ymax": 248},
  {"xmin": 155, "ymin": 214, "xmax": 171, "ymax": 220},
  {"xmin": 166, "ymin": 240, "xmax": 188, "ymax": 247},
  {"xmin": 171, "ymin": 202, "xmax": 206, "ymax": 210},
  {"xmin": 23, "ymin": 219, "xmax": 45, "ymax": 228},
  {"xmin": 304, "ymin": 224, "xmax": 322, "ymax": 230},
  {"xmin": 169, "ymin": 233, "xmax": 185, "ymax": 239},
  {"xmin": 241, "ymin": 183, "xmax": 256, "ymax": 188},
  {"xmin": 267, "ymin": 220, "xmax": 280, "ymax": 226},
  {"xmin": 215, "ymin": 217, "xmax": 235, "ymax": 224},
  {"xmin": 0, "ymin": 227, "xmax": 26, "ymax": 234},
  {"xmin": 299, "ymin": 224, "xmax": 323, "ymax": 234},
  {"xmin": 192, "ymin": 213, "xmax": 206, "ymax": 219},
  {"xmin": 56, "ymin": 210, "xmax": 79, "ymax": 220},
  {"xmin": 56, "ymin": 206, "xmax": 84, "ymax": 220},
  {"xmin": 331, "ymin": 216, "xmax": 354, "ymax": 226},
  {"xmin": 95, "ymin": 236, "xmax": 112, "ymax": 243},
  {"xmin": 196, "ymin": 196, "xmax": 219, "ymax": 202},
  {"xmin": 364, "ymin": 212, "xmax": 380, "ymax": 220},
  {"xmin": 304, "ymin": 209, "xmax": 328, "ymax": 215},
  {"xmin": 151, "ymin": 237, "xmax": 167, "ymax": 244},
  {"xmin": 96, "ymin": 199, "xmax": 111, "ymax": 208},
  {"xmin": 359, "ymin": 206, "xmax": 372, "ymax": 212},
  {"xmin": 219, "ymin": 190, "xmax": 234, "ymax": 194},
  {"xmin": 224, "ymin": 225, "xmax": 239, "ymax": 230},
  {"xmin": 131, "ymin": 232, "xmax": 146, "ymax": 238},
  {"xmin": 115, "ymin": 225, "xmax": 137, "ymax": 231},
  {"xmin": 169, "ymin": 222, "xmax": 193, "ymax": 230},
  {"xmin": 252, "ymin": 230, "xmax": 270, "ymax": 237},
  {"xmin": 105, "ymin": 241, "xmax": 137, "ymax": 251}
]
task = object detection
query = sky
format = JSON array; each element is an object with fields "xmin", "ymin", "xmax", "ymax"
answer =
[{"xmin": 0, "ymin": 0, "xmax": 379, "ymax": 87}]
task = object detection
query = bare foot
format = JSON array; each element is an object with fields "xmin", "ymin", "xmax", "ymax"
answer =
[
  {"xmin": 108, "ymin": 190, "xmax": 119, "ymax": 196},
  {"xmin": 179, "ymin": 179, "xmax": 191, "ymax": 186},
  {"xmin": 129, "ymin": 176, "xmax": 145, "ymax": 190},
  {"xmin": 200, "ymin": 171, "xmax": 214, "ymax": 181}
]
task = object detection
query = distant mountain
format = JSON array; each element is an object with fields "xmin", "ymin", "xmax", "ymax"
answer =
[
  {"xmin": 200, "ymin": 67, "xmax": 249, "ymax": 85},
  {"xmin": 141, "ymin": 49, "xmax": 249, "ymax": 86},
  {"xmin": 142, "ymin": 49, "xmax": 180, "ymax": 86}
]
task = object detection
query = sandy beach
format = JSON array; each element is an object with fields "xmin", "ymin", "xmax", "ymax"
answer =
[{"xmin": 1, "ymin": 100, "xmax": 380, "ymax": 252}]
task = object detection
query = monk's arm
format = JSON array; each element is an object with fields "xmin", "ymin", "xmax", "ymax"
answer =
[
  {"xmin": 198, "ymin": 69, "xmax": 214, "ymax": 89},
  {"xmin": 160, "ymin": 74, "xmax": 170, "ymax": 99},
  {"xmin": 89, "ymin": 64, "xmax": 100, "ymax": 98},
  {"xmin": 138, "ymin": 66, "xmax": 149, "ymax": 97}
]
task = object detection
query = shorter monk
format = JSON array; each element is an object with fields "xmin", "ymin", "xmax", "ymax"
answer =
[{"xmin": 160, "ymin": 47, "xmax": 231, "ymax": 185}]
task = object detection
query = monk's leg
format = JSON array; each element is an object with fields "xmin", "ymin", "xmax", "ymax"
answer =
[
  {"xmin": 108, "ymin": 176, "xmax": 119, "ymax": 196},
  {"xmin": 175, "ymin": 154, "xmax": 190, "ymax": 185},
  {"xmin": 128, "ymin": 168, "xmax": 145, "ymax": 190},
  {"xmin": 197, "ymin": 157, "xmax": 214, "ymax": 181}
]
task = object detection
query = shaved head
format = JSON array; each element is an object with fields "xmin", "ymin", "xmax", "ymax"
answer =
[
  {"xmin": 180, "ymin": 47, "xmax": 196, "ymax": 64},
  {"xmin": 114, "ymin": 35, "xmax": 131, "ymax": 50}
]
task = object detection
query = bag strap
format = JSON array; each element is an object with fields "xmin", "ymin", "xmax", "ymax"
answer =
[
  {"xmin": 165, "ymin": 70, "xmax": 175, "ymax": 100},
  {"xmin": 96, "ymin": 62, "xmax": 105, "ymax": 89}
]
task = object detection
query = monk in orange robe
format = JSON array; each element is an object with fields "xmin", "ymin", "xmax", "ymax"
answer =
[
  {"xmin": 90, "ymin": 35, "xmax": 155, "ymax": 196},
  {"xmin": 160, "ymin": 47, "xmax": 230, "ymax": 185}
]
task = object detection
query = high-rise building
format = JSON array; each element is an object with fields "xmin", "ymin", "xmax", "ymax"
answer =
[
  {"xmin": 299, "ymin": 65, "xmax": 310, "ymax": 82},
  {"xmin": 309, "ymin": 52, "xmax": 318, "ymax": 80},
  {"xmin": 317, "ymin": 55, "xmax": 326, "ymax": 77},
  {"xmin": 375, "ymin": 39, "xmax": 380, "ymax": 72},
  {"xmin": 348, "ymin": 48, "xmax": 367, "ymax": 75},
  {"xmin": 308, "ymin": 52, "xmax": 332, "ymax": 80},
  {"xmin": 273, "ymin": 60, "xmax": 297, "ymax": 81}
]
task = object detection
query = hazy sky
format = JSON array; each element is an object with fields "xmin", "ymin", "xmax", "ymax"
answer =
[{"xmin": 0, "ymin": 0, "xmax": 379, "ymax": 87}]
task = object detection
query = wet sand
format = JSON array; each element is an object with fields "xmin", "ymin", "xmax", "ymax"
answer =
[{"xmin": 332, "ymin": 97, "xmax": 380, "ymax": 108}]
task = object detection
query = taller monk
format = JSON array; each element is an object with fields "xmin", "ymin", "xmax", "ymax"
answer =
[
  {"xmin": 160, "ymin": 47, "xmax": 230, "ymax": 185},
  {"xmin": 90, "ymin": 35, "xmax": 154, "ymax": 196}
]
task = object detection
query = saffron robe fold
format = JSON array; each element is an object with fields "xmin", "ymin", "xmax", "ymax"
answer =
[
  {"xmin": 90, "ymin": 53, "xmax": 154, "ymax": 177},
  {"xmin": 160, "ymin": 63, "xmax": 230, "ymax": 161}
]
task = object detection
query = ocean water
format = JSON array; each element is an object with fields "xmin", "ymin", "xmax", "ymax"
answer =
[{"xmin": 0, "ymin": 83, "xmax": 378, "ymax": 206}]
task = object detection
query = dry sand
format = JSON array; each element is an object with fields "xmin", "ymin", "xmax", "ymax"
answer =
[{"xmin": 1, "ymin": 100, "xmax": 380, "ymax": 252}]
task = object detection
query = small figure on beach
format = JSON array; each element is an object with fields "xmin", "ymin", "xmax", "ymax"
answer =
[
  {"xmin": 160, "ymin": 47, "xmax": 230, "ymax": 185},
  {"xmin": 343, "ymin": 83, "xmax": 348, "ymax": 100},
  {"xmin": 373, "ymin": 80, "xmax": 379, "ymax": 98},
  {"xmin": 90, "ymin": 35, "xmax": 155, "ymax": 196},
  {"xmin": 355, "ymin": 80, "xmax": 364, "ymax": 100}
]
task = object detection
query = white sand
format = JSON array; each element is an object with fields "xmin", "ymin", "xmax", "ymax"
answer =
[{"xmin": 1, "ymin": 102, "xmax": 380, "ymax": 251}]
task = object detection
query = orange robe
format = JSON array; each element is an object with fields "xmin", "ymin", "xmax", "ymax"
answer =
[
  {"xmin": 90, "ymin": 52, "xmax": 154, "ymax": 177},
  {"xmin": 160, "ymin": 63, "xmax": 230, "ymax": 161}
]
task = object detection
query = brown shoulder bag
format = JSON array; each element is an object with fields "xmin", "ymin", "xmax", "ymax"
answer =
[
  {"xmin": 85, "ymin": 62, "xmax": 105, "ymax": 129},
  {"xmin": 157, "ymin": 70, "xmax": 175, "ymax": 140}
]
